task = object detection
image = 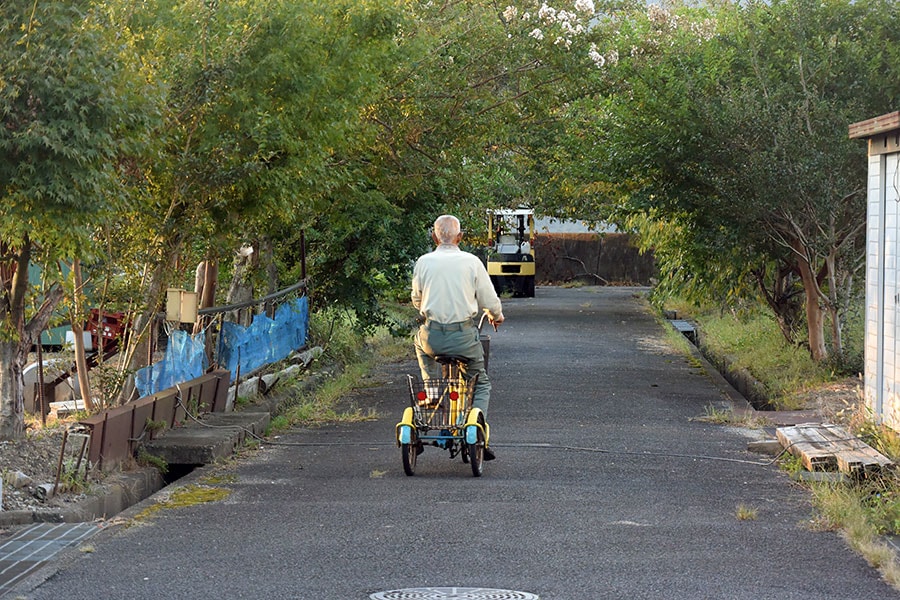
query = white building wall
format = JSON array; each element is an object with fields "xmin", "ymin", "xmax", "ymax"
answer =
[
  {"xmin": 865, "ymin": 154, "xmax": 881, "ymax": 421},
  {"xmin": 866, "ymin": 151, "xmax": 900, "ymax": 430}
]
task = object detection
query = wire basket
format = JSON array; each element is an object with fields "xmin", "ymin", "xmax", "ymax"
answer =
[{"xmin": 407, "ymin": 375, "xmax": 476, "ymax": 428}]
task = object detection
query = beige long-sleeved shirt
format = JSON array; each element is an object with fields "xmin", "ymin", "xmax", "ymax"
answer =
[{"xmin": 411, "ymin": 244, "xmax": 503, "ymax": 324}]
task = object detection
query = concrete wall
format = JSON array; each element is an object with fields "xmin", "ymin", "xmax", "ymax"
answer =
[{"xmin": 534, "ymin": 232, "xmax": 656, "ymax": 285}]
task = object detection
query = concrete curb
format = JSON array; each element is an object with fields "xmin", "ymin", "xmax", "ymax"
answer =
[
  {"xmin": 0, "ymin": 467, "xmax": 166, "ymax": 528},
  {"xmin": 674, "ymin": 324, "xmax": 822, "ymax": 427}
]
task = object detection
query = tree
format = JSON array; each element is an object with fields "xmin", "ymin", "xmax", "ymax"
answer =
[
  {"xmin": 295, "ymin": 0, "xmax": 612, "ymax": 326},
  {"xmin": 106, "ymin": 0, "xmax": 411, "ymax": 397},
  {"xmin": 0, "ymin": 0, "xmax": 157, "ymax": 439},
  {"xmin": 582, "ymin": 0, "xmax": 900, "ymax": 363}
]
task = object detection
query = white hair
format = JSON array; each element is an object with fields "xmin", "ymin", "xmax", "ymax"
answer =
[{"xmin": 433, "ymin": 215, "xmax": 461, "ymax": 244}]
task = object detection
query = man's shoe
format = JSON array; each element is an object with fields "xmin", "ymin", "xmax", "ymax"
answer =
[{"xmin": 483, "ymin": 446, "xmax": 496, "ymax": 461}]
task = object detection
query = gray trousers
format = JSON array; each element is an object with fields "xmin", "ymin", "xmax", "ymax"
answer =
[{"xmin": 414, "ymin": 320, "xmax": 491, "ymax": 415}]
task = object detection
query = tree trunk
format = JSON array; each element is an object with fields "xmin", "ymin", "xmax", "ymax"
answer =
[
  {"xmin": 0, "ymin": 340, "xmax": 25, "ymax": 440},
  {"xmin": 0, "ymin": 239, "xmax": 66, "ymax": 440},
  {"xmin": 71, "ymin": 259, "xmax": 95, "ymax": 412},
  {"xmin": 193, "ymin": 260, "xmax": 217, "ymax": 335},
  {"xmin": 753, "ymin": 264, "xmax": 802, "ymax": 346},
  {"xmin": 117, "ymin": 233, "xmax": 187, "ymax": 404},
  {"xmin": 794, "ymin": 254, "xmax": 828, "ymax": 362},
  {"xmin": 226, "ymin": 246, "xmax": 255, "ymax": 326}
]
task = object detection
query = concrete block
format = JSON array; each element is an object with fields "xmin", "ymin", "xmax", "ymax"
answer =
[
  {"xmin": 237, "ymin": 377, "xmax": 261, "ymax": 399},
  {"xmin": 747, "ymin": 439, "xmax": 783, "ymax": 456},
  {"xmin": 9, "ymin": 470, "xmax": 33, "ymax": 489},
  {"xmin": 34, "ymin": 483, "xmax": 56, "ymax": 501}
]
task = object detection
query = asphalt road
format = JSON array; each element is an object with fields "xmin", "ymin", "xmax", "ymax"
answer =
[{"xmin": 12, "ymin": 286, "xmax": 899, "ymax": 599}]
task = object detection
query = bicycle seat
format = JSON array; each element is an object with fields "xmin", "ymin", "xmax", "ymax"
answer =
[{"xmin": 434, "ymin": 355, "xmax": 470, "ymax": 366}]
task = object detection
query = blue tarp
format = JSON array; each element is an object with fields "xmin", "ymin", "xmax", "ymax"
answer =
[
  {"xmin": 218, "ymin": 296, "xmax": 309, "ymax": 380},
  {"xmin": 134, "ymin": 295, "xmax": 309, "ymax": 397},
  {"xmin": 135, "ymin": 329, "xmax": 208, "ymax": 398}
]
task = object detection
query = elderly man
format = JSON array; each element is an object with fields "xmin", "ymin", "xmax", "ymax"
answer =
[{"xmin": 411, "ymin": 214, "xmax": 504, "ymax": 460}]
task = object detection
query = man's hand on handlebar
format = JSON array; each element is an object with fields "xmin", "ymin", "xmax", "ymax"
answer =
[{"xmin": 479, "ymin": 309, "xmax": 503, "ymax": 332}]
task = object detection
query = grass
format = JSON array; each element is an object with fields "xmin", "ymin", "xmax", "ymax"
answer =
[
  {"xmin": 735, "ymin": 504, "xmax": 759, "ymax": 521},
  {"xmin": 810, "ymin": 479, "xmax": 900, "ymax": 588},
  {"xmin": 272, "ymin": 309, "xmax": 414, "ymax": 431},
  {"xmin": 697, "ymin": 311, "xmax": 833, "ymax": 409},
  {"xmin": 692, "ymin": 404, "xmax": 765, "ymax": 428}
]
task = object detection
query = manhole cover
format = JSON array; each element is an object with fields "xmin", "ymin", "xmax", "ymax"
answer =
[{"xmin": 370, "ymin": 588, "xmax": 539, "ymax": 600}]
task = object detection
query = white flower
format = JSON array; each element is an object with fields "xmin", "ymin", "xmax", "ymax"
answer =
[
  {"xmin": 574, "ymin": 0, "xmax": 595, "ymax": 14},
  {"xmin": 538, "ymin": 3, "xmax": 556, "ymax": 23},
  {"xmin": 503, "ymin": 5, "xmax": 518, "ymax": 22},
  {"xmin": 523, "ymin": 12, "xmax": 531, "ymax": 20},
  {"xmin": 529, "ymin": 28, "xmax": 544, "ymax": 40},
  {"xmin": 588, "ymin": 43, "xmax": 605, "ymax": 67}
]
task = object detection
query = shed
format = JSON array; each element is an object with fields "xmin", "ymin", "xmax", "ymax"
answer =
[{"xmin": 850, "ymin": 111, "xmax": 900, "ymax": 429}]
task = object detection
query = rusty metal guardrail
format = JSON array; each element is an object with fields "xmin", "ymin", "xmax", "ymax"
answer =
[{"xmin": 78, "ymin": 369, "xmax": 231, "ymax": 471}]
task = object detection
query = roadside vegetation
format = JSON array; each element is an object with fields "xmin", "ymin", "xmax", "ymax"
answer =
[
  {"xmin": 665, "ymin": 298, "xmax": 862, "ymax": 411},
  {"xmin": 270, "ymin": 304, "xmax": 416, "ymax": 431}
]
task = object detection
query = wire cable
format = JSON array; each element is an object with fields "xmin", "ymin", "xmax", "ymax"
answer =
[{"xmin": 170, "ymin": 389, "xmax": 880, "ymax": 470}]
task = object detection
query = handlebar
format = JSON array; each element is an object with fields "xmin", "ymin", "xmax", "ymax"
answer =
[{"xmin": 478, "ymin": 309, "xmax": 499, "ymax": 332}]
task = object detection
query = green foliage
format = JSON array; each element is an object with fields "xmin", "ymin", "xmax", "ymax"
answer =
[
  {"xmin": 308, "ymin": 309, "xmax": 367, "ymax": 365},
  {"xmin": 266, "ymin": 415, "xmax": 290, "ymax": 435},
  {"xmin": 0, "ymin": 0, "xmax": 159, "ymax": 254},
  {"xmin": 0, "ymin": 0, "xmax": 159, "ymax": 439},
  {"xmin": 587, "ymin": 0, "xmax": 900, "ymax": 361}
]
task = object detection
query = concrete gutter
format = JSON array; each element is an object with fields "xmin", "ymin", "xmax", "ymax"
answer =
[
  {"xmin": 0, "ymin": 402, "xmax": 283, "ymax": 528},
  {"xmin": 0, "ymin": 468, "xmax": 166, "ymax": 528},
  {"xmin": 0, "ymin": 361, "xmax": 331, "ymax": 529}
]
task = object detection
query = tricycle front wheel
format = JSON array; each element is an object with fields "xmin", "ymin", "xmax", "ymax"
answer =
[
  {"xmin": 401, "ymin": 440, "xmax": 418, "ymax": 476},
  {"xmin": 468, "ymin": 440, "xmax": 484, "ymax": 477}
]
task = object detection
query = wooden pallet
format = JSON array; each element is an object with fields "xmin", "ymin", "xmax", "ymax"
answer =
[{"xmin": 776, "ymin": 423, "xmax": 894, "ymax": 476}]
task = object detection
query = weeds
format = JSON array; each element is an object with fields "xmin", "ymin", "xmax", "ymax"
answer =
[
  {"xmin": 266, "ymin": 415, "xmax": 290, "ymax": 435},
  {"xmin": 777, "ymin": 452, "xmax": 805, "ymax": 476},
  {"xmin": 659, "ymin": 297, "xmax": 900, "ymax": 588},
  {"xmin": 735, "ymin": 504, "xmax": 758, "ymax": 521},
  {"xmin": 277, "ymin": 319, "xmax": 407, "ymax": 428},
  {"xmin": 57, "ymin": 457, "xmax": 91, "ymax": 494},
  {"xmin": 692, "ymin": 404, "xmax": 766, "ymax": 429},
  {"xmin": 136, "ymin": 448, "xmax": 168, "ymax": 475},
  {"xmin": 798, "ymin": 409, "xmax": 900, "ymax": 589}
]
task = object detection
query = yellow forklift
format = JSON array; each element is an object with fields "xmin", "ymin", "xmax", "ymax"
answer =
[{"xmin": 486, "ymin": 208, "xmax": 535, "ymax": 297}]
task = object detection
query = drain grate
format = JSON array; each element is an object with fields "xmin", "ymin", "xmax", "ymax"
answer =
[
  {"xmin": 0, "ymin": 522, "xmax": 104, "ymax": 596},
  {"xmin": 370, "ymin": 588, "xmax": 539, "ymax": 600}
]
